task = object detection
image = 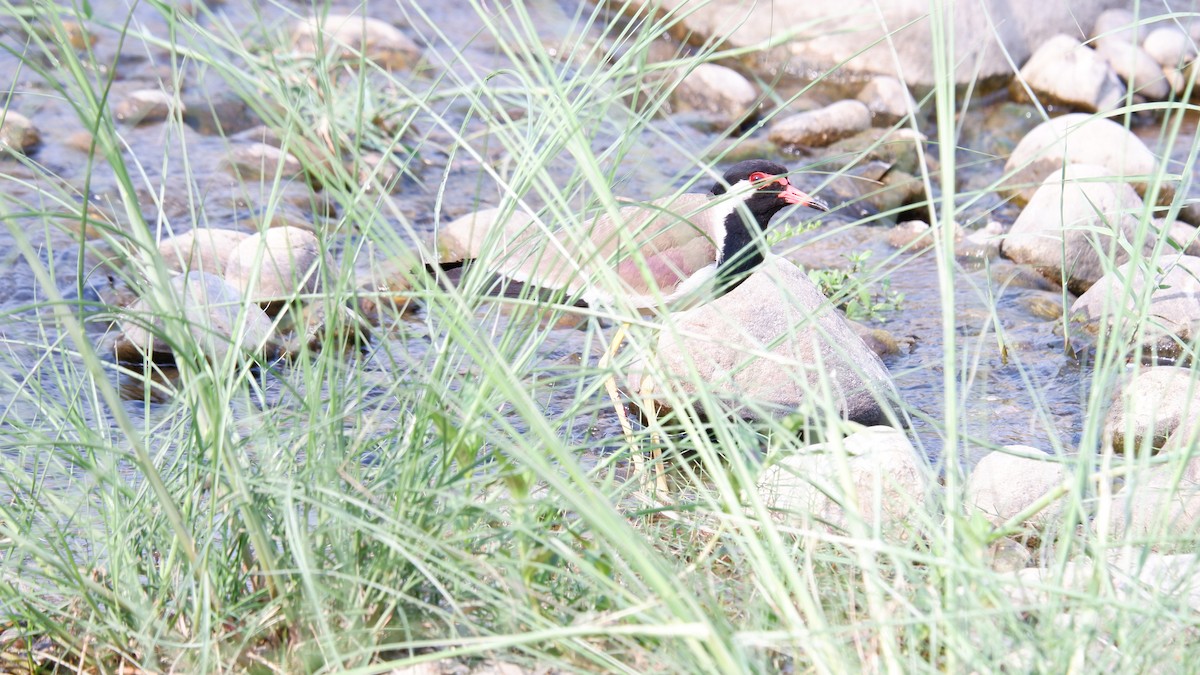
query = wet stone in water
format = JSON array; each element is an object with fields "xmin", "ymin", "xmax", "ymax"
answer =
[
  {"xmin": 223, "ymin": 226, "xmax": 326, "ymax": 310},
  {"xmin": 1013, "ymin": 34, "xmax": 1125, "ymax": 113},
  {"xmin": 114, "ymin": 89, "xmax": 181, "ymax": 125},
  {"xmin": 768, "ymin": 100, "xmax": 871, "ymax": 150},
  {"xmin": 113, "ymin": 271, "xmax": 276, "ymax": 364},
  {"xmin": 668, "ymin": 62, "xmax": 758, "ymax": 129},
  {"xmin": 1000, "ymin": 113, "xmax": 1159, "ymax": 206},
  {"xmin": 223, "ymin": 142, "xmax": 305, "ymax": 181},
  {"xmin": 158, "ymin": 228, "xmax": 250, "ymax": 276},
  {"xmin": 856, "ymin": 75, "xmax": 917, "ymax": 125},
  {"xmin": 1102, "ymin": 366, "xmax": 1200, "ymax": 454},
  {"xmin": 0, "ymin": 111, "xmax": 40, "ymax": 153},
  {"xmin": 291, "ymin": 14, "xmax": 421, "ymax": 70}
]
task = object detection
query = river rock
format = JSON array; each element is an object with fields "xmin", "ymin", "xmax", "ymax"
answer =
[
  {"xmin": 1090, "ymin": 8, "xmax": 1142, "ymax": 45},
  {"xmin": 669, "ymin": 63, "xmax": 758, "ymax": 128},
  {"xmin": 1001, "ymin": 113, "xmax": 1160, "ymax": 206},
  {"xmin": 965, "ymin": 446, "xmax": 1067, "ymax": 529},
  {"xmin": 1001, "ymin": 163, "xmax": 1149, "ymax": 294},
  {"xmin": 615, "ymin": 1, "xmax": 1124, "ymax": 88},
  {"xmin": 1102, "ymin": 366, "xmax": 1200, "ymax": 454},
  {"xmin": 292, "ymin": 14, "xmax": 421, "ymax": 70},
  {"xmin": 768, "ymin": 100, "xmax": 871, "ymax": 150},
  {"xmin": 1004, "ymin": 553, "xmax": 1200, "ymax": 611},
  {"xmin": 1071, "ymin": 254, "xmax": 1200, "ymax": 358},
  {"xmin": 856, "ymin": 76, "xmax": 917, "ymax": 125},
  {"xmin": 1143, "ymin": 26, "xmax": 1196, "ymax": 69},
  {"xmin": 114, "ymin": 89, "xmax": 180, "ymax": 125},
  {"xmin": 1094, "ymin": 38, "xmax": 1170, "ymax": 100},
  {"xmin": 1013, "ymin": 35, "xmax": 1125, "ymax": 112},
  {"xmin": 288, "ymin": 301, "xmax": 373, "ymax": 352},
  {"xmin": 438, "ymin": 207, "xmax": 537, "ymax": 264},
  {"xmin": 0, "ymin": 111, "xmax": 39, "ymax": 153},
  {"xmin": 223, "ymin": 226, "xmax": 324, "ymax": 308},
  {"xmin": 113, "ymin": 271, "xmax": 276, "ymax": 363},
  {"xmin": 757, "ymin": 426, "xmax": 932, "ymax": 537},
  {"xmin": 1109, "ymin": 457, "xmax": 1200, "ymax": 542},
  {"xmin": 822, "ymin": 127, "xmax": 925, "ymax": 175},
  {"xmin": 1166, "ymin": 221, "xmax": 1200, "ymax": 255},
  {"xmin": 957, "ymin": 221, "xmax": 1005, "ymax": 260},
  {"xmin": 627, "ymin": 256, "xmax": 900, "ymax": 425},
  {"xmin": 223, "ymin": 142, "xmax": 304, "ymax": 181},
  {"xmin": 158, "ymin": 228, "xmax": 249, "ymax": 275}
]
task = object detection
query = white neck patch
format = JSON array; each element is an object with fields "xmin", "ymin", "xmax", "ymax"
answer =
[{"xmin": 707, "ymin": 178, "xmax": 757, "ymax": 263}]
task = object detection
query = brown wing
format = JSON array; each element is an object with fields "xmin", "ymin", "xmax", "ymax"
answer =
[{"xmin": 492, "ymin": 193, "xmax": 724, "ymax": 306}]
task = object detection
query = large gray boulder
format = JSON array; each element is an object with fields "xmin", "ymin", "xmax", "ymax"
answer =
[
  {"xmin": 1001, "ymin": 163, "xmax": 1151, "ymax": 294},
  {"xmin": 627, "ymin": 256, "xmax": 900, "ymax": 425},
  {"xmin": 1000, "ymin": 113, "xmax": 1159, "ymax": 205},
  {"xmin": 757, "ymin": 426, "xmax": 932, "ymax": 538},
  {"xmin": 614, "ymin": 0, "xmax": 1125, "ymax": 88},
  {"xmin": 1071, "ymin": 254, "xmax": 1200, "ymax": 358},
  {"xmin": 1102, "ymin": 366, "xmax": 1200, "ymax": 455}
]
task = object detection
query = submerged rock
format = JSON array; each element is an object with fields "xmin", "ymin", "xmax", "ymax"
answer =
[
  {"xmin": 1102, "ymin": 366, "xmax": 1200, "ymax": 454},
  {"xmin": 769, "ymin": 100, "xmax": 871, "ymax": 150},
  {"xmin": 113, "ymin": 271, "xmax": 276, "ymax": 364},
  {"xmin": 757, "ymin": 426, "xmax": 932, "ymax": 538},
  {"xmin": 158, "ymin": 228, "xmax": 250, "ymax": 276},
  {"xmin": 1013, "ymin": 34, "xmax": 1125, "ymax": 112},
  {"xmin": 223, "ymin": 226, "xmax": 325, "ymax": 309},
  {"xmin": 1001, "ymin": 164, "xmax": 1150, "ymax": 294},
  {"xmin": 627, "ymin": 256, "xmax": 901, "ymax": 425},
  {"xmin": 1071, "ymin": 254, "xmax": 1200, "ymax": 359},
  {"xmin": 292, "ymin": 14, "xmax": 421, "ymax": 70},
  {"xmin": 0, "ymin": 111, "xmax": 39, "ymax": 153}
]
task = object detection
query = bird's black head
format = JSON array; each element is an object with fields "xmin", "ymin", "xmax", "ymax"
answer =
[
  {"xmin": 709, "ymin": 159, "xmax": 829, "ymax": 216},
  {"xmin": 707, "ymin": 159, "xmax": 829, "ymax": 294}
]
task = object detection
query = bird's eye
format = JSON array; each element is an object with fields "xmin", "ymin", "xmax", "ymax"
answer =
[{"xmin": 748, "ymin": 171, "xmax": 769, "ymax": 183}]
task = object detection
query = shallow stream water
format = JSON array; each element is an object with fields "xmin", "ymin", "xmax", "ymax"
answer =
[{"xmin": 0, "ymin": 0, "xmax": 1192, "ymax": 480}]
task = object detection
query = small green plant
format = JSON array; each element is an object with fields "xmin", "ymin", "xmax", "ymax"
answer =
[{"xmin": 808, "ymin": 250, "xmax": 904, "ymax": 321}]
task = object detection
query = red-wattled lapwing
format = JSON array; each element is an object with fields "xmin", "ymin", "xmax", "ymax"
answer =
[
  {"xmin": 469, "ymin": 159, "xmax": 829, "ymax": 311},
  {"xmin": 443, "ymin": 159, "xmax": 829, "ymax": 489}
]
